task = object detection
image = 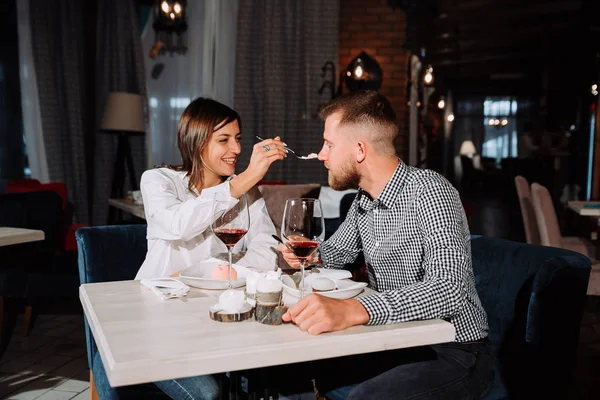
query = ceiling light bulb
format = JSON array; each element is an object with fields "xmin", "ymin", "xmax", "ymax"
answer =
[
  {"xmin": 437, "ymin": 99, "xmax": 445, "ymax": 109},
  {"xmin": 424, "ymin": 66, "xmax": 434, "ymax": 85},
  {"xmin": 488, "ymin": 119, "xmax": 495, "ymax": 126},
  {"xmin": 161, "ymin": 1, "xmax": 169, "ymax": 13},
  {"xmin": 501, "ymin": 119, "xmax": 508, "ymax": 126},
  {"xmin": 447, "ymin": 114, "xmax": 454, "ymax": 122},
  {"xmin": 424, "ymin": 72, "xmax": 433, "ymax": 84},
  {"xmin": 173, "ymin": 2, "xmax": 182, "ymax": 14},
  {"xmin": 170, "ymin": 12, "xmax": 175, "ymax": 20}
]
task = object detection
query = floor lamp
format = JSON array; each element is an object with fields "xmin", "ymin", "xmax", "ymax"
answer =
[{"xmin": 101, "ymin": 92, "xmax": 145, "ymax": 202}]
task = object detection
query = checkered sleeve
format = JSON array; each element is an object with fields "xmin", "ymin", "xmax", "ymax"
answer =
[
  {"xmin": 359, "ymin": 177, "xmax": 471, "ymax": 325},
  {"xmin": 319, "ymin": 198, "xmax": 363, "ymax": 269}
]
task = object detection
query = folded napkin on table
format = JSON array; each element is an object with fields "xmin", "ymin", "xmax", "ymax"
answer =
[{"xmin": 140, "ymin": 278, "xmax": 190, "ymax": 300}]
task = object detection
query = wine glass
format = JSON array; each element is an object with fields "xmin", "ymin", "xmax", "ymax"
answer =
[
  {"xmin": 281, "ymin": 198, "xmax": 325, "ymax": 298},
  {"xmin": 211, "ymin": 193, "xmax": 250, "ymax": 290}
]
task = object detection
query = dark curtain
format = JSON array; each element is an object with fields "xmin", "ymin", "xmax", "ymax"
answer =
[
  {"xmin": 29, "ymin": 0, "xmax": 146, "ymax": 225},
  {"xmin": 235, "ymin": 0, "xmax": 339, "ymax": 185},
  {"xmin": 29, "ymin": 0, "xmax": 89, "ymax": 223},
  {"xmin": 92, "ymin": 0, "xmax": 147, "ymax": 225}
]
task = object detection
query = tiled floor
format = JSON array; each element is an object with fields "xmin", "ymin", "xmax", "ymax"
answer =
[{"xmin": 0, "ymin": 312, "xmax": 89, "ymax": 400}]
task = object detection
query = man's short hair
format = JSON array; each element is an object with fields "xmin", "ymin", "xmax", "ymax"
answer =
[{"xmin": 318, "ymin": 91, "xmax": 398, "ymax": 156}]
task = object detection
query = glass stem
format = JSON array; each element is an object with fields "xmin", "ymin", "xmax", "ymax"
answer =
[
  {"xmin": 300, "ymin": 260, "xmax": 306, "ymax": 298},
  {"xmin": 228, "ymin": 247, "xmax": 233, "ymax": 290}
]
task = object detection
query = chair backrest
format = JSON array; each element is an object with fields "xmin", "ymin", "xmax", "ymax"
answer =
[
  {"xmin": 5, "ymin": 181, "xmax": 69, "ymax": 210},
  {"xmin": 514, "ymin": 175, "xmax": 541, "ymax": 245},
  {"xmin": 0, "ymin": 191, "xmax": 63, "ymax": 251},
  {"xmin": 76, "ymin": 225, "xmax": 148, "ymax": 369},
  {"xmin": 530, "ymin": 182, "xmax": 562, "ymax": 247},
  {"xmin": 472, "ymin": 236, "xmax": 590, "ymax": 399}
]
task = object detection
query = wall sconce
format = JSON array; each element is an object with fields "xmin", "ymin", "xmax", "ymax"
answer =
[
  {"xmin": 149, "ymin": 0, "xmax": 188, "ymax": 58},
  {"xmin": 423, "ymin": 65, "xmax": 434, "ymax": 85},
  {"xmin": 345, "ymin": 51, "xmax": 383, "ymax": 92}
]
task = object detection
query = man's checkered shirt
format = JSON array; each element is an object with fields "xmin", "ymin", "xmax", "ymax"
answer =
[{"xmin": 320, "ymin": 160, "xmax": 488, "ymax": 342}]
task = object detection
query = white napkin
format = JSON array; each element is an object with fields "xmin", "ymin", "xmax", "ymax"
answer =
[{"xmin": 140, "ymin": 278, "xmax": 190, "ymax": 300}]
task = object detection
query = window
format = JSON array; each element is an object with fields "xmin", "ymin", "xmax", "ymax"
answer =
[{"xmin": 481, "ymin": 97, "xmax": 518, "ymax": 162}]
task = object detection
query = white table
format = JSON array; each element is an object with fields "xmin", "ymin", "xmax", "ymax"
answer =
[
  {"xmin": 0, "ymin": 227, "xmax": 45, "ymax": 247},
  {"xmin": 80, "ymin": 281, "xmax": 455, "ymax": 387},
  {"xmin": 108, "ymin": 198, "xmax": 146, "ymax": 220},
  {"xmin": 568, "ymin": 201, "xmax": 600, "ymax": 217}
]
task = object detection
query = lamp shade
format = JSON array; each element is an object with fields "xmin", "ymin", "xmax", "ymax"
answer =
[
  {"xmin": 459, "ymin": 140, "xmax": 477, "ymax": 156},
  {"xmin": 101, "ymin": 92, "xmax": 145, "ymax": 133}
]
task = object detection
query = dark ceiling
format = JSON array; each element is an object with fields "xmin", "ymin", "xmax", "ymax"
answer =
[{"xmin": 409, "ymin": 0, "xmax": 600, "ymax": 92}]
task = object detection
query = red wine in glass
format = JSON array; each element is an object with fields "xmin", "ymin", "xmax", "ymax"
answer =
[
  {"xmin": 214, "ymin": 228, "xmax": 248, "ymax": 248},
  {"xmin": 281, "ymin": 198, "xmax": 325, "ymax": 298},
  {"xmin": 288, "ymin": 240, "xmax": 319, "ymax": 259},
  {"xmin": 211, "ymin": 193, "xmax": 250, "ymax": 290}
]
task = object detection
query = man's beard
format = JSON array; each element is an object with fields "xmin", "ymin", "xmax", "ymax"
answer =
[{"xmin": 328, "ymin": 158, "xmax": 359, "ymax": 191}]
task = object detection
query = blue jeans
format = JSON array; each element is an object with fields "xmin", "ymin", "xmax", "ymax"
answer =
[
  {"xmin": 267, "ymin": 341, "xmax": 495, "ymax": 400},
  {"xmin": 92, "ymin": 352, "xmax": 221, "ymax": 400}
]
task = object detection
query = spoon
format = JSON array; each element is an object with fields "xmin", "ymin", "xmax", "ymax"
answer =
[{"xmin": 256, "ymin": 136, "xmax": 318, "ymax": 160}]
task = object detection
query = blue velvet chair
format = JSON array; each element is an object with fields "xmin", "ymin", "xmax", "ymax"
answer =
[
  {"xmin": 472, "ymin": 236, "xmax": 590, "ymax": 400},
  {"xmin": 76, "ymin": 225, "xmax": 167, "ymax": 399}
]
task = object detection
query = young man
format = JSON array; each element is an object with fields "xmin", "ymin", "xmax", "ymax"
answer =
[{"xmin": 277, "ymin": 91, "xmax": 494, "ymax": 399}]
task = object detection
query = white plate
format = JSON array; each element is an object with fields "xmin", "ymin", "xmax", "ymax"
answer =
[
  {"xmin": 179, "ymin": 261, "xmax": 249, "ymax": 290},
  {"xmin": 281, "ymin": 275, "xmax": 367, "ymax": 299}
]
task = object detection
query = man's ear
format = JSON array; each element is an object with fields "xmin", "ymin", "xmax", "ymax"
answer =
[{"xmin": 356, "ymin": 141, "xmax": 366, "ymax": 163}]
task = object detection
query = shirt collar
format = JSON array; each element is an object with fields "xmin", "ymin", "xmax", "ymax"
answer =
[{"xmin": 357, "ymin": 159, "xmax": 407, "ymax": 210}]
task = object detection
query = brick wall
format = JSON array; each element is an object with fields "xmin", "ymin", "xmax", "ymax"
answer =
[{"xmin": 339, "ymin": 0, "xmax": 409, "ymax": 157}]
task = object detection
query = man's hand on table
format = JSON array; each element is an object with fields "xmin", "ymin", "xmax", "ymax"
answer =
[{"xmin": 282, "ymin": 294, "xmax": 370, "ymax": 335}]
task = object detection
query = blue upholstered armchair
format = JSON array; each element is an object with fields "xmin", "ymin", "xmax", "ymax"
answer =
[
  {"xmin": 472, "ymin": 236, "xmax": 590, "ymax": 399},
  {"xmin": 77, "ymin": 226, "xmax": 590, "ymax": 400},
  {"xmin": 76, "ymin": 225, "xmax": 167, "ymax": 399}
]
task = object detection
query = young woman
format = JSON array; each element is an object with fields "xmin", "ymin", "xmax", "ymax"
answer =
[
  {"xmin": 135, "ymin": 97, "xmax": 286, "ymax": 280},
  {"xmin": 90, "ymin": 97, "xmax": 286, "ymax": 400}
]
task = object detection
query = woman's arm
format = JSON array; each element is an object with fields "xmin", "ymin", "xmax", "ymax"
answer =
[{"xmin": 141, "ymin": 169, "xmax": 235, "ymax": 241}]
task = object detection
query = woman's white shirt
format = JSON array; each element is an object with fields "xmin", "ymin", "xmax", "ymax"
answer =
[{"xmin": 135, "ymin": 168, "xmax": 277, "ymax": 279}]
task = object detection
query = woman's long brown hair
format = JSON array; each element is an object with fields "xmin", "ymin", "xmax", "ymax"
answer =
[{"xmin": 157, "ymin": 97, "xmax": 241, "ymax": 194}]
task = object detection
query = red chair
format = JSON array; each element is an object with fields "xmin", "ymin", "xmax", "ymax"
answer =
[{"xmin": 5, "ymin": 180, "xmax": 86, "ymax": 251}]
